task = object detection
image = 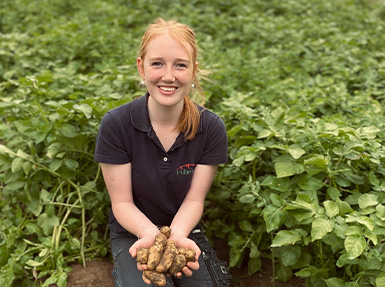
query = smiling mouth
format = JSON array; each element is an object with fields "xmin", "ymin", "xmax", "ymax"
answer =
[{"xmin": 159, "ymin": 86, "xmax": 177, "ymax": 92}]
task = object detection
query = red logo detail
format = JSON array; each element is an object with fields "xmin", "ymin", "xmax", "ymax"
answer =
[{"xmin": 176, "ymin": 164, "xmax": 196, "ymax": 175}]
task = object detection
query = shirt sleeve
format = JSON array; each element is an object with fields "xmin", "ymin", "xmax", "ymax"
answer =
[
  {"xmin": 94, "ymin": 111, "xmax": 131, "ymax": 164},
  {"xmin": 198, "ymin": 114, "xmax": 228, "ymax": 165}
]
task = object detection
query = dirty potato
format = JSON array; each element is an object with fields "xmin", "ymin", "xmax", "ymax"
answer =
[
  {"xmin": 155, "ymin": 233, "xmax": 168, "ymax": 247},
  {"xmin": 159, "ymin": 226, "xmax": 172, "ymax": 238},
  {"xmin": 184, "ymin": 249, "xmax": 196, "ymax": 262},
  {"xmin": 147, "ymin": 243, "xmax": 164, "ymax": 270},
  {"xmin": 156, "ymin": 240, "xmax": 177, "ymax": 273},
  {"xmin": 143, "ymin": 270, "xmax": 166, "ymax": 287},
  {"xmin": 136, "ymin": 247, "xmax": 149, "ymax": 264},
  {"xmin": 168, "ymin": 254, "xmax": 187, "ymax": 275}
]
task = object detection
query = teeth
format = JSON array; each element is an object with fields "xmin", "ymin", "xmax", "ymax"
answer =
[{"xmin": 160, "ymin": 86, "xmax": 176, "ymax": 91}]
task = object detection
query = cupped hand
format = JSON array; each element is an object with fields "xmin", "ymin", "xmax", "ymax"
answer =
[
  {"xmin": 129, "ymin": 235, "xmax": 155, "ymax": 258},
  {"xmin": 168, "ymin": 234, "xmax": 201, "ymax": 278}
]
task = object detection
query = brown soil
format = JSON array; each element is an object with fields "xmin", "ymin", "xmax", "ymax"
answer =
[{"xmin": 67, "ymin": 238, "xmax": 305, "ymax": 287}]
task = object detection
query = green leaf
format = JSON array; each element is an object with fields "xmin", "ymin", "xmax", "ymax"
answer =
[
  {"xmin": 324, "ymin": 201, "xmax": 339, "ymax": 218},
  {"xmin": 344, "ymin": 235, "xmax": 366, "ymax": 259},
  {"xmin": 60, "ymin": 124, "xmax": 77, "ymax": 138},
  {"xmin": 239, "ymin": 194, "xmax": 255, "ymax": 204},
  {"xmin": 46, "ymin": 142, "xmax": 62, "ymax": 159},
  {"xmin": 274, "ymin": 154, "xmax": 305, "ymax": 178},
  {"xmin": 49, "ymin": 159, "xmax": 63, "ymax": 172},
  {"xmin": 248, "ymin": 257, "xmax": 261, "ymax": 274},
  {"xmin": 359, "ymin": 126, "xmax": 380, "ymax": 139},
  {"xmin": 239, "ymin": 220, "xmax": 253, "ymax": 232},
  {"xmin": 303, "ymin": 155, "xmax": 327, "ymax": 169},
  {"xmin": 271, "ymin": 230, "xmax": 301, "ymax": 247},
  {"xmin": 257, "ymin": 129, "xmax": 272, "ymax": 139},
  {"xmin": 26, "ymin": 259, "xmax": 44, "ymax": 267},
  {"xmin": 280, "ymin": 246, "xmax": 301, "ymax": 267},
  {"xmin": 327, "ymin": 186, "xmax": 341, "ymax": 201},
  {"xmin": 11, "ymin": 157, "xmax": 24, "ymax": 173},
  {"xmin": 73, "ymin": 103, "xmax": 93, "ymax": 119},
  {"xmin": 288, "ymin": 144, "xmax": 305, "ymax": 159},
  {"xmin": 311, "ymin": 217, "xmax": 334, "ymax": 241},
  {"xmin": 363, "ymin": 229, "xmax": 378, "ymax": 245},
  {"xmin": 358, "ymin": 193, "xmax": 378, "ymax": 209},
  {"xmin": 232, "ymin": 156, "xmax": 245, "ymax": 167},
  {"xmin": 64, "ymin": 158, "xmax": 79, "ymax": 170},
  {"xmin": 23, "ymin": 161, "xmax": 32, "ymax": 174},
  {"xmin": 336, "ymin": 199, "xmax": 353, "ymax": 216},
  {"xmin": 298, "ymin": 175, "xmax": 324, "ymax": 191},
  {"xmin": 324, "ymin": 277, "xmax": 346, "ymax": 287},
  {"xmin": 263, "ymin": 205, "xmax": 286, "ymax": 233},
  {"xmin": 376, "ymin": 204, "xmax": 385, "ymax": 221},
  {"xmin": 276, "ymin": 263, "xmax": 293, "ymax": 282},
  {"xmin": 0, "ymin": 144, "xmax": 16, "ymax": 156},
  {"xmin": 376, "ymin": 272, "xmax": 385, "ymax": 287},
  {"xmin": 346, "ymin": 214, "xmax": 374, "ymax": 231},
  {"xmin": 37, "ymin": 213, "xmax": 60, "ymax": 236},
  {"xmin": 345, "ymin": 226, "xmax": 362, "ymax": 236},
  {"xmin": 295, "ymin": 266, "xmax": 319, "ymax": 278}
]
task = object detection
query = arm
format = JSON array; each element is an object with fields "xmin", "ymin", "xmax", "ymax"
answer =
[
  {"xmin": 169, "ymin": 164, "xmax": 218, "ymax": 276},
  {"xmin": 170, "ymin": 164, "xmax": 218, "ymax": 238},
  {"xmin": 100, "ymin": 163, "xmax": 159, "ymax": 252}
]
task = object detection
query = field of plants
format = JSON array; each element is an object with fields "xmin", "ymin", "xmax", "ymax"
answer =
[{"xmin": 1, "ymin": 0, "xmax": 385, "ymax": 286}]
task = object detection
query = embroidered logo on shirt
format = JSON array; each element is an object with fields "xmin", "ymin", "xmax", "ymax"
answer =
[{"xmin": 176, "ymin": 164, "xmax": 196, "ymax": 175}]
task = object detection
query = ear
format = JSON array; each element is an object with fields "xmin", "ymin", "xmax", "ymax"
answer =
[
  {"xmin": 192, "ymin": 62, "xmax": 199, "ymax": 79},
  {"xmin": 137, "ymin": 57, "xmax": 145, "ymax": 80},
  {"xmin": 194, "ymin": 62, "xmax": 199, "ymax": 73}
]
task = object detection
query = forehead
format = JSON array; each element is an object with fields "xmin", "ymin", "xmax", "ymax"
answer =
[{"xmin": 145, "ymin": 33, "xmax": 191, "ymax": 61}]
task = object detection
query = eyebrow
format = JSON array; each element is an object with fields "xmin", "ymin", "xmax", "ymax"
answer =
[{"xmin": 148, "ymin": 57, "xmax": 190, "ymax": 63}]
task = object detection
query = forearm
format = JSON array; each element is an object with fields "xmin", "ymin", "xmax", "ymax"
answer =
[
  {"xmin": 112, "ymin": 201, "xmax": 159, "ymax": 238},
  {"xmin": 170, "ymin": 199, "xmax": 204, "ymax": 237},
  {"xmin": 170, "ymin": 164, "xmax": 218, "ymax": 238}
]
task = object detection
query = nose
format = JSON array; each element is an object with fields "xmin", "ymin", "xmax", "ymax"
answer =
[{"xmin": 162, "ymin": 66, "xmax": 175, "ymax": 82}]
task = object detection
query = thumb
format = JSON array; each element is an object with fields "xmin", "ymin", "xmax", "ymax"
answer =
[{"xmin": 129, "ymin": 244, "xmax": 138, "ymax": 258}]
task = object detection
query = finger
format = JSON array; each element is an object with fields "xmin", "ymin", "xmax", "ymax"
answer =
[
  {"xmin": 129, "ymin": 246, "xmax": 136, "ymax": 258},
  {"xmin": 137, "ymin": 262, "xmax": 148, "ymax": 271},
  {"xmin": 174, "ymin": 271, "xmax": 183, "ymax": 279},
  {"xmin": 186, "ymin": 260, "xmax": 199, "ymax": 271},
  {"xmin": 142, "ymin": 273, "xmax": 152, "ymax": 285},
  {"xmin": 182, "ymin": 266, "xmax": 193, "ymax": 277}
]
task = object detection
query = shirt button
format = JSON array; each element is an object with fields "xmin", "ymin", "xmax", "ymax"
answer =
[{"xmin": 163, "ymin": 157, "xmax": 168, "ymax": 162}]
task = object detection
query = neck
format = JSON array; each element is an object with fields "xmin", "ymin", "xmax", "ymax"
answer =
[{"xmin": 147, "ymin": 96, "xmax": 184, "ymax": 127}]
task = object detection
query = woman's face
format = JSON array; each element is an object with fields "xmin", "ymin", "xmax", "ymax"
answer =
[{"xmin": 137, "ymin": 33, "xmax": 197, "ymax": 109}]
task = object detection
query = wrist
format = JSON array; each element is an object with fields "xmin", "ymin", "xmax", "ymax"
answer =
[{"xmin": 137, "ymin": 224, "xmax": 159, "ymax": 239}]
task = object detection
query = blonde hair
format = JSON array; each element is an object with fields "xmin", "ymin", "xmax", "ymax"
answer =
[{"xmin": 139, "ymin": 18, "xmax": 205, "ymax": 140}]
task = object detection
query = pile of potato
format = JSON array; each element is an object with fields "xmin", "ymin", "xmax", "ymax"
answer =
[{"xmin": 136, "ymin": 226, "xmax": 196, "ymax": 286}]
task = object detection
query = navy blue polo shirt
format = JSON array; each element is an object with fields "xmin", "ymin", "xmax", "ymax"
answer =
[{"xmin": 94, "ymin": 93, "xmax": 228, "ymax": 232}]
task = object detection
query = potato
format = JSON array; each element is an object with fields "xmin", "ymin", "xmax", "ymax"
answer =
[
  {"xmin": 160, "ymin": 226, "xmax": 172, "ymax": 238},
  {"xmin": 138, "ymin": 226, "xmax": 197, "ymax": 285},
  {"xmin": 184, "ymin": 249, "xmax": 196, "ymax": 262},
  {"xmin": 136, "ymin": 247, "xmax": 148, "ymax": 264},
  {"xmin": 156, "ymin": 240, "xmax": 177, "ymax": 273},
  {"xmin": 143, "ymin": 270, "xmax": 166, "ymax": 287},
  {"xmin": 147, "ymin": 242, "xmax": 164, "ymax": 270},
  {"xmin": 177, "ymin": 247, "xmax": 186, "ymax": 255},
  {"xmin": 168, "ymin": 254, "xmax": 187, "ymax": 275},
  {"xmin": 155, "ymin": 233, "xmax": 168, "ymax": 247}
]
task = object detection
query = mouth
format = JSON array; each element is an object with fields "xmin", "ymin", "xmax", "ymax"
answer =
[{"xmin": 159, "ymin": 86, "xmax": 178, "ymax": 92}]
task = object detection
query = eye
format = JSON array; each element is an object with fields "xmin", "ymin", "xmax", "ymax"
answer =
[
  {"xmin": 176, "ymin": 63, "xmax": 188, "ymax": 68},
  {"xmin": 151, "ymin": 62, "xmax": 162, "ymax": 67}
]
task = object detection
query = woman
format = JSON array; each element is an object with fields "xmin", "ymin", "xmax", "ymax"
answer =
[{"xmin": 94, "ymin": 18, "xmax": 230, "ymax": 287}]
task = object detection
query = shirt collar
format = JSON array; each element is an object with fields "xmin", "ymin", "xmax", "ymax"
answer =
[
  {"xmin": 131, "ymin": 93, "xmax": 151, "ymax": 132},
  {"xmin": 131, "ymin": 92, "xmax": 203, "ymax": 135}
]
